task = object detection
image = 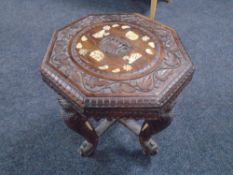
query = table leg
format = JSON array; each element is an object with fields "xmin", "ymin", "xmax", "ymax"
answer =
[
  {"xmin": 119, "ymin": 119, "xmax": 159, "ymax": 154},
  {"xmin": 80, "ymin": 119, "xmax": 116, "ymax": 155},
  {"xmin": 58, "ymin": 97, "xmax": 98, "ymax": 156},
  {"xmin": 139, "ymin": 114, "xmax": 172, "ymax": 155}
]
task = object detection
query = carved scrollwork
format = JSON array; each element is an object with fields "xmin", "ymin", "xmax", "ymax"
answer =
[
  {"xmin": 81, "ymin": 72, "xmax": 155, "ymax": 94},
  {"xmin": 50, "ymin": 30, "xmax": 182, "ymax": 95},
  {"xmin": 45, "ymin": 14, "xmax": 192, "ymax": 100},
  {"xmin": 77, "ymin": 28, "xmax": 183, "ymax": 94}
]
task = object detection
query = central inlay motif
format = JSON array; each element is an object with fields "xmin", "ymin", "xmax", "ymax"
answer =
[
  {"xmin": 100, "ymin": 36, "xmax": 131, "ymax": 57},
  {"xmin": 70, "ymin": 22, "xmax": 163, "ymax": 81}
]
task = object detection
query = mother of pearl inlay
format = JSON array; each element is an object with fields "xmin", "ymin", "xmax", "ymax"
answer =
[
  {"xmin": 98, "ymin": 65, "xmax": 109, "ymax": 70},
  {"xmin": 73, "ymin": 21, "xmax": 161, "ymax": 80},
  {"xmin": 125, "ymin": 31, "xmax": 139, "ymax": 41},
  {"xmin": 142, "ymin": 35, "xmax": 150, "ymax": 42},
  {"xmin": 112, "ymin": 68, "xmax": 121, "ymax": 73},
  {"xmin": 81, "ymin": 36, "xmax": 88, "ymax": 41},
  {"xmin": 79, "ymin": 49, "xmax": 88, "ymax": 56},
  {"xmin": 89, "ymin": 50, "xmax": 104, "ymax": 61},
  {"xmin": 112, "ymin": 24, "xmax": 119, "ymax": 28},
  {"xmin": 123, "ymin": 53, "xmax": 142, "ymax": 64},
  {"xmin": 103, "ymin": 25, "xmax": 111, "ymax": 30},
  {"xmin": 121, "ymin": 25, "xmax": 131, "ymax": 29},
  {"xmin": 148, "ymin": 42, "xmax": 155, "ymax": 48},
  {"xmin": 145, "ymin": 48, "xmax": 154, "ymax": 55},
  {"xmin": 76, "ymin": 43, "xmax": 82, "ymax": 49},
  {"xmin": 123, "ymin": 64, "xmax": 133, "ymax": 71},
  {"xmin": 93, "ymin": 30, "xmax": 110, "ymax": 38}
]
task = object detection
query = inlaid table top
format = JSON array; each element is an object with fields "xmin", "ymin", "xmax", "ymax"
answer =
[{"xmin": 41, "ymin": 13, "xmax": 194, "ymax": 119}]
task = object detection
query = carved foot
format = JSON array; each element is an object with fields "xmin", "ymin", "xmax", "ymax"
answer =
[
  {"xmin": 119, "ymin": 119, "xmax": 159, "ymax": 155},
  {"xmin": 139, "ymin": 115, "xmax": 172, "ymax": 155},
  {"xmin": 58, "ymin": 96, "xmax": 98, "ymax": 157},
  {"xmin": 80, "ymin": 119, "xmax": 116, "ymax": 156},
  {"xmin": 80, "ymin": 140, "xmax": 95, "ymax": 156},
  {"xmin": 141, "ymin": 138, "xmax": 159, "ymax": 155}
]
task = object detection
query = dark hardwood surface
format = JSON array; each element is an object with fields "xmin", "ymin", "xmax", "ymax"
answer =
[{"xmin": 41, "ymin": 13, "xmax": 194, "ymax": 120}]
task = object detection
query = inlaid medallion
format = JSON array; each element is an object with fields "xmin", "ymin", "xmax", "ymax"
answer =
[
  {"xmin": 100, "ymin": 36, "xmax": 131, "ymax": 56},
  {"xmin": 70, "ymin": 22, "xmax": 163, "ymax": 81}
]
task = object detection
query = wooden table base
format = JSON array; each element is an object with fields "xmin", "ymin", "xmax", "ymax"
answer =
[{"xmin": 58, "ymin": 96, "xmax": 172, "ymax": 156}]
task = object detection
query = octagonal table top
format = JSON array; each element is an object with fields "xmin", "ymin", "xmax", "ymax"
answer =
[{"xmin": 41, "ymin": 13, "xmax": 194, "ymax": 113}]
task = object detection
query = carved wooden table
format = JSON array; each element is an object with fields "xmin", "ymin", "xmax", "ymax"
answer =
[{"xmin": 41, "ymin": 13, "xmax": 194, "ymax": 156}]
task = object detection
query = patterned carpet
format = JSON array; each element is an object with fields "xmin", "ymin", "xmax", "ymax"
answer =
[{"xmin": 0, "ymin": 0, "xmax": 232, "ymax": 174}]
